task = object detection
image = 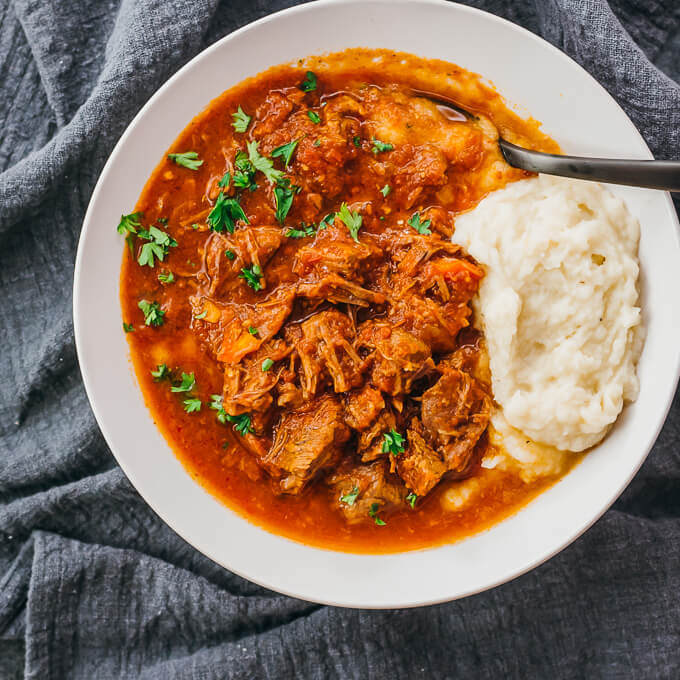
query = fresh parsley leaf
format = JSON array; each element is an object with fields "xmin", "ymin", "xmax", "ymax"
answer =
[
  {"xmin": 247, "ymin": 140, "xmax": 284, "ymax": 184},
  {"xmin": 274, "ymin": 179, "xmax": 295, "ymax": 224},
  {"xmin": 369, "ymin": 502, "xmax": 386, "ymax": 526},
  {"xmin": 209, "ymin": 394, "xmax": 226, "ymax": 423},
  {"xmin": 233, "ymin": 151, "xmax": 257, "ymax": 191},
  {"xmin": 218, "ymin": 172, "xmax": 231, "ymax": 189},
  {"xmin": 138, "ymin": 299, "xmax": 165, "ymax": 327},
  {"xmin": 226, "ymin": 413, "xmax": 253, "ymax": 436},
  {"xmin": 340, "ymin": 486, "xmax": 360, "ymax": 505},
  {"xmin": 136, "ymin": 225, "xmax": 177, "ymax": 268},
  {"xmin": 122, "ymin": 322, "xmax": 134, "ymax": 333},
  {"xmin": 407, "ymin": 211, "xmax": 432, "ymax": 235},
  {"xmin": 158, "ymin": 271, "xmax": 174, "ymax": 284},
  {"xmin": 406, "ymin": 492, "xmax": 417, "ymax": 509},
  {"xmin": 313, "ymin": 139, "xmax": 321, "ymax": 147},
  {"xmin": 167, "ymin": 151, "xmax": 203, "ymax": 170},
  {"xmin": 382, "ymin": 429, "xmax": 405, "ymax": 456},
  {"xmin": 231, "ymin": 106, "xmax": 251, "ymax": 133},
  {"xmin": 208, "ymin": 192, "xmax": 248, "ymax": 233},
  {"xmin": 261, "ymin": 358, "xmax": 274, "ymax": 372},
  {"xmin": 224, "ymin": 249, "xmax": 236, "ymax": 260},
  {"xmin": 157, "ymin": 217, "xmax": 168, "ymax": 225},
  {"xmin": 117, "ymin": 212, "xmax": 142, "ymax": 236},
  {"xmin": 194, "ymin": 310, "xmax": 208, "ymax": 320},
  {"xmin": 352, "ymin": 135, "xmax": 361, "ymax": 148},
  {"xmin": 307, "ymin": 110, "xmax": 321, "ymax": 124},
  {"xmin": 222, "ymin": 441, "xmax": 230, "ymax": 449},
  {"xmin": 300, "ymin": 70, "xmax": 317, "ymax": 92},
  {"xmin": 371, "ymin": 137, "xmax": 393, "ymax": 154},
  {"xmin": 271, "ymin": 139, "xmax": 299, "ymax": 168},
  {"xmin": 151, "ymin": 364, "xmax": 169, "ymax": 381},
  {"xmin": 338, "ymin": 202, "xmax": 362, "ymax": 242},
  {"xmin": 171, "ymin": 372, "xmax": 195, "ymax": 393},
  {"xmin": 380, "ymin": 184, "xmax": 391, "ymax": 197},
  {"xmin": 183, "ymin": 397, "xmax": 202, "ymax": 413},
  {"xmin": 240, "ymin": 264, "xmax": 263, "ymax": 291},
  {"xmin": 247, "ymin": 326, "xmax": 259, "ymax": 336},
  {"xmin": 318, "ymin": 212, "xmax": 335, "ymax": 230},
  {"xmin": 285, "ymin": 223, "xmax": 315, "ymax": 238},
  {"xmin": 191, "ymin": 223, "xmax": 200, "ymax": 230}
]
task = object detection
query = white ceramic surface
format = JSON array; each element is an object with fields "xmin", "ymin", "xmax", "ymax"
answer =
[{"xmin": 73, "ymin": 0, "xmax": 680, "ymax": 608}]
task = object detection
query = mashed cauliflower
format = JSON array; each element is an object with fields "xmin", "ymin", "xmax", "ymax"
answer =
[{"xmin": 453, "ymin": 175, "xmax": 643, "ymax": 453}]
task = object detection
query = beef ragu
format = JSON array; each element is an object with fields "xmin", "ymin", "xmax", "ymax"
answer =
[{"xmin": 120, "ymin": 49, "xmax": 575, "ymax": 552}]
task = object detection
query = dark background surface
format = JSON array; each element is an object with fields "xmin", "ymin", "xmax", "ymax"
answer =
[{"xmin": 1, "ymin": 0, "xmax": 679, "ymax": 678}]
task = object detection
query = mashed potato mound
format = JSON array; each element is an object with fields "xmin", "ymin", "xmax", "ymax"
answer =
[{"xmin": 453, "ymin": 176, "xmax": 643, "ymax": 452}]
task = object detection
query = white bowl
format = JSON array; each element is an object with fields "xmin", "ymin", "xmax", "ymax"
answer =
[{"xmin": 74, "ymin": 0, "xmax": 680, "ymax": 608}]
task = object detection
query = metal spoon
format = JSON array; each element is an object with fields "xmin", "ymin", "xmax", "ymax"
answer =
[{"xmin": 415, "ymin": 89, "xmax": 680, "ymax": 192}]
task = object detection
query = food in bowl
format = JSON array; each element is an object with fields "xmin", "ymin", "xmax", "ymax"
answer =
[{"xmin": 117, "ymin": 48, "xmax": 641, "ymax": 552}]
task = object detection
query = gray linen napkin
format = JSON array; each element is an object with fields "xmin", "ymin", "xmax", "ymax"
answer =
[{"xmin": 1, "ymin": 1, "xmax": 679, "ymax": 678}]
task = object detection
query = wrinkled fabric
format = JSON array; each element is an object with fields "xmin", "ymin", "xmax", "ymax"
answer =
[{"xmin": 1, "ymin": 0, "xmax": 679, "ymax": 678}]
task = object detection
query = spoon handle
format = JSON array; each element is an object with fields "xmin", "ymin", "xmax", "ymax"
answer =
[{"xmin": 499, "ymin": 139, "xmax": 680, "ymax": 191}]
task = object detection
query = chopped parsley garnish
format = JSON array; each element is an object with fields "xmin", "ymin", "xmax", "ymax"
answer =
[
  {"xmin": 352, "ymin": 135, "xmax": 361, "ymax": 148},
  {"xmin": 313, "ymin": 139, "xmax": 321, "ymax": 147},
  {"xmin": 338, "ymin": 202, "xmax": 362, "ymax": 242},
  {"xmin": 319, "ymin": 212, "xmax": 335, "ymax": 230},
  {"xmin": 271, "ymin": 139, "xmax": 299, "ymax": 168},
  {"xmin": 380, "ymin": 184, "xmax": 391, "ymax": 197},
  {"xmin": 340, "ymin": 486, "xmax": 360, "ymax": 506},
  {"xmin": 151, "ymin": 364, "xmax": 169, "ymax": 381},
  {"xmin": 261, "ymin": 358, "xmax": 274, "ymax": 372},
  {"xmin": 207, "ymin": 192, "xmax": 248, "ymax": 233},
  {"xmin": 209, "ymin": 394, "xmax": 226, "ymax": 423},
  {"xmin": 191, "ymin": 223, "xmax": 200, "ymax": 230},
  {"xmin": 240, "ymin": 265, "xmax": 263, "ymax": 291},
  {"xmin": 274, "ymin": 178, "xmax": 295, "ymax": 224},
  {"xmin": 233, "ymin": 151, "xmax": 258, "ymax": 191},
  {"xmin": 231, "ymin": 106, "xmax": 251, "ymax": 133},
  {"xmin": 369, "ymin": 503, "xmax": 386, "ymax": 526},
  {"xmin": 286, "ymin": 223, "xmax": 315, "ymax": 238},
  {"xmin": 157, "ymin": 217, "xmax": 168, "ymax": 225},
  {"xmin": 218, "ymin": 172, "xmax": 231, "ymax": 189},
  {"xmin": 136, "ymin": 225, "xmax": 177, "ymax": 268},
  {"xmin": 299, "ymin": 70, "xmax": 317, "ymax": 92},
  {"xmin": 407, "ymin": 211, "xmax": 432, "ymax": 235},
  {"xmin": 167, "ymin": 151, "xmax": 203, "ymax": 170},
  {"xmin": 171, "ymin": 372, "xmax": 196, "ymax": 393},
  {"xmin": 122, "ymin": 322, "xmax": 134, "ymax": 333},
  {"xmin": 183, "ymin": 397, "xmax": 202, "ymax": 413},
  {"xmin": 224, "ymin": 249, "xmax": 236, "ymax": 260},
  {"xmin": 138, "ymin": 299, "xmax": 165, "ymax": 326},
  {"xmin": 371, "ymin": 137, "xmax": 393, "ymax": 154},
  {"xmin": 382, "ymin": 429, "xmax": 405, "ymax": 456},
  {"xmin": 158, "ymin": 271, "xmax": 174, "ymax": 284},
  {"xmin": 226, "ymin": 413, "xmax": 253, "ymax": 436},
  {"xmin": 117, "ymin": 211, "xmax": 142, "ymax": 236},
  {"xmin": 307, "ymin": 110, "xmax": 321, "ymax": 124},
  {"xmin": 222, "ymin": 441, "xmax": 230, "ymax": 450},
  {"xmin": 247, "ymin": 140, "xmax": 284, "ymax": 184},
  {"xmin": 194, "ymin": 310, "xmax": 208, "ymax": 320},
  {"xmin": 248, "ymin": 326, "xmax": 259, "ymax": 336},
  {"xmin": 406, "ymin": 492, "xmax": 417, "ymax": 509}
]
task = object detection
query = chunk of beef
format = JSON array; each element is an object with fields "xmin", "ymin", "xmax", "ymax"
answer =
[
  {"xmin": 293, "ymin": 221, "xmax": 381, "ymax": 283},
  {"xmin": 421, "ymin": 368, "xmax": 490, "ymax": 471},
  {"xmin": 193, "ymin": 287, "xmax": 294, "ymax": 364},
  {"xmin": 398, "ymin": 423, "xmax": 448, "ymax": 496},
  {"xmin": 221, "ymin": 339, "xmax": 291, "ymax": 415},
  {"xmin": 263, "ymin": 394, "xmax": 350, "ymax": 494},
  {"xmin": 287, "ymin": 309, "xmax": 365, "ymax": 399},
  {"xmin": 356, "ymin": 320, "xmax": 433, "ymax": 396},
  {"xmin": 327, "ymin": 459, "xmax": 406, "ymax": 524},
  {"xmin": 297, "ymin": 273, "xmax": 386, "ymax": 308},
  {"xmin": 388, "ymin": 294, "xmax": 472, "ymax": 354},
  {"xmin": 390, "ymin": 143, "xmax": 449, "ymax": 209},
  {"xmin": 358, "ymin": 409, "xmax": 397, "ymax": 463},
  {"xmin": 343, "ymin": 384, "xmax": 385, "ymax": 431},
  {"xmin": 251, "ymin": 92, "xmax": 294, "ymax": 138},
  {"xmin": 205, "ymin": 226, "xmax": 283, "ymax": 297}
]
